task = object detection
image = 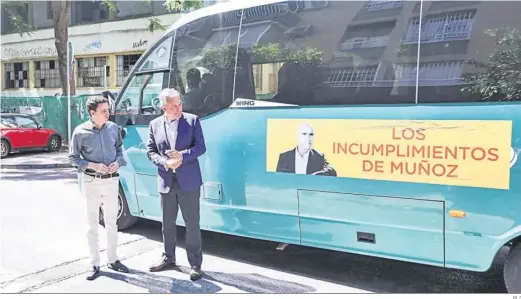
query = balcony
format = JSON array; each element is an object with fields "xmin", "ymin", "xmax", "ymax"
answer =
[
  {"xmin": 338, "ymin": 36, "xmax": 390, "ymax": 51},
  {"xmin": 393, "ymin": 61, "xmax": 464, "ymax": 86},
  {"xmin": 325, "ymin": 67, "xmax": 378, "ymax": 87},
  {"xmin": 361, "ymin": 1, "xmax": 404, "ymax": 12},
  {"xmin": 403, "ymin": 11, "xmax": 474, "ymax": 44}
]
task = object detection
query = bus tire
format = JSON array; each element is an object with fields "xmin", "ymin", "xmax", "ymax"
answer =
[
  {"xmin": 99, "ymin": 185, "xmax": 138, "ymax": 231},
  {"xmin": 504, "ymin": 242, "xmax": 521, "ymax": 293}
]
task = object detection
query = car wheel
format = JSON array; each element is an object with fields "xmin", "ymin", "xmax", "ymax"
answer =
[
  {"xmin": 99, "ymin": 185, "xmax": 138, "ymax": 231},
  {"xmin": 47, "ymin": 135, "xmax": 61, "ymax": 152},
  {"xmin": 1, "ymin": 139, "xmax": 11, "ymax": 158}
]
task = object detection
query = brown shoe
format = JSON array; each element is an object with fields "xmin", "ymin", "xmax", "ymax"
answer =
[
  {"xmin": 149, "ymin": 254, "xmax": 175, "ymax": 272},
  {"xmin": 189, "ymin": 266, "xmax": 202, "ymax": 281}
]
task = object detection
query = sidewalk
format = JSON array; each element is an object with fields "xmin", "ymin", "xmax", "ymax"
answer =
[
  {"xmin": 0, "ymin": 146, "xmax": 72, "ymax": 170},
  {"xmin": 21, "ymin": 245, "xmax": 366, "ymax": 294}
]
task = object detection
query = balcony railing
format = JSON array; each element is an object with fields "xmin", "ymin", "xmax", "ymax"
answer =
[
  {"xmin": 393, "ymin": 61, "xmax": 464, "ymax": 86},
  {"xmin": 339, "ymin": 36, "xmax": 390, "ymax": 51},
  {"xmin": 325, "ymin": 67, "xmax": 377, "ymax": 87},
  {"xmin": 361, "ymin": 1, "xmax": 404, "ymax": 12},
  {"xmin": 322, "ymin": 61, "xmax": 465, "ymax": 87},
  {"xmin": 403, "ymin": 11, "xmax": 474, "ymax": 44}
]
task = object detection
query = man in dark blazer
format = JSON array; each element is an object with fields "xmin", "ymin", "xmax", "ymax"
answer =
[
  {"xmin": 146, "ymin": 88, "xmax": 206, "ymax": 281},
  {"xmin": 276, "ymin": 123, "xmax": 336, "ymax": 176}
]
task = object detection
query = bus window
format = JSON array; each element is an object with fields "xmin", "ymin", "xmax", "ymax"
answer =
[
  {"xmin": 114, "ymin": 74, "xmax": 146, "ymax": 115},
  {"xmin": 416, "ymin": 1, "xmax": 521, "ymax": 103},
  {"xmin": 115, "ymin": 34, "xmax": 172, "ymax": 116},
  {"xmin": 139, "ymin": 35, "xmax": 173, "ymax": 72},
  {"xmin": 168, "ymin": 9, "xmax": 243, "ymax": 118},
  {"xmin": 234, "ymin": 0, "xmax": 420, "ymax": 106}
]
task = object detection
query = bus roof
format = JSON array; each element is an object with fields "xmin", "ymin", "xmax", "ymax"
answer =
[{"xmin": 165, "ymin": 0, "xmax": 284, "ymax": 35}]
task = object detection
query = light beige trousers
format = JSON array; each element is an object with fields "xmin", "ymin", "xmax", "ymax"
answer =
[{"xmin": 80, "ymin": 174, "xmax": 120, "ymax": 267}]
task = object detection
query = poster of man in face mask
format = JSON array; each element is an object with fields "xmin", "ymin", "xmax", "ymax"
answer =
[{"xmin": 275, "ymin": 123, "xmax": 337, "ymax": 176}]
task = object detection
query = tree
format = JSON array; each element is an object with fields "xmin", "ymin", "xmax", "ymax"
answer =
[
  {"xmin": 52, "ymin": 1, "xmax": 73, "ymax": 97},
  {"xmin": 1, "ymin": 0, "xmax": 205, "ymax": 94},
  {"xmin": 461, "ymin": 27, "xmax": 521, "ymax": 101}
]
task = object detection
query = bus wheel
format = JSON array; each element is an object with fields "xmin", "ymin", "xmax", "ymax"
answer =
[
  {"xmin": 99, "ymin": 185, "xmax": 138, "ymax": 231},
  {"xmin": 504, "ymin": 242, "xmax": 521, "ymax": 293}
]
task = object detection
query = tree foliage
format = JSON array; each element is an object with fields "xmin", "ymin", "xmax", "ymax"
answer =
[
  {"xmin": 1, "ymin": 1, "xmax": 33, "ymax": 37},
  {"xmin": 188, "ymin": 43, "xmax": 323, "ymax": 71},
  {"xmin": 462, "ymin": 27, "xmax": 521, "ymax": 101}
]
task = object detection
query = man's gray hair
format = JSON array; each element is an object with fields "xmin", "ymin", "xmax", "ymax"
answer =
[{"xmin": 158, "ymin": 88, "xmax": 181, "ymax": 107}]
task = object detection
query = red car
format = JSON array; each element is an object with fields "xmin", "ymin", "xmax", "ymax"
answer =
[{"xmin": 1, "ymin": 113, "xmax": 62, "ymax": 158}]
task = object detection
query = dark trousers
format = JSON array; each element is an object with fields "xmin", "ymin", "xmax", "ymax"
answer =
[{"xmin": 160, "ymin": 175, "xmax": 202, "ymax": 268}]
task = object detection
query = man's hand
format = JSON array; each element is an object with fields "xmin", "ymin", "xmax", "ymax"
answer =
[
  {"xmin": 88, "ymin": 162, "xmax": 110, "ymax": 174},
  {"xmin": 108, "ymin": 162, "xmax": 120, "ymax": 173},
  {"xmin": 165, "ymin": 159, "xmax": 182, "ymax": 170},
  {"xmin": 166, "ymin": 149, "xmax": 182, "ymax": 161}
]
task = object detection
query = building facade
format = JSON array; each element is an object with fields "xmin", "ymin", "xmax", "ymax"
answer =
[{"xmin": 0, "ymin": 0, "xmax": 224, "ymax": 97}]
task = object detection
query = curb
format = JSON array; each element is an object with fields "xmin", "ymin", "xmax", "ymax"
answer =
[{"xmin": 1, "ymin": 163, "xmax": 73, "ymax": 170}]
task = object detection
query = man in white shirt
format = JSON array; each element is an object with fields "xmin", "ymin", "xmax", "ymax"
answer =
[{"xmin": 276, "ymin": 123, "xmax": 337, "ymax": 176}]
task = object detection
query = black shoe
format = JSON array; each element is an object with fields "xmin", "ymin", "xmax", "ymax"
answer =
[
  {"xmin": 108, "ymin": 260, "xmax": 129, "ymax": 273},
  {"xmin": 149, "ymin": 254, "xmax": 176, "ymax": 272},
  {"xmin": 86, "ymin": 266, "xmax": 100, "ymax": 280},
  {"xmin": 189, "ymin": 266, "xmax": 202, "ymax": 281}
]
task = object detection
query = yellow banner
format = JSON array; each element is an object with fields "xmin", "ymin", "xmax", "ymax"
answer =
[{"xmin": 266, "ymin": 119, "xmax": 513, "ymax": 190}]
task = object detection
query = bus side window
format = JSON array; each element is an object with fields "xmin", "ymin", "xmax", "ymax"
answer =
[
  {"xmin": 234, "ymin": 1, "xmax": 419, "ymax": 106},
  {"xmin": 168, "ymin": 10, "xmax": 242, "ymax": 118}
]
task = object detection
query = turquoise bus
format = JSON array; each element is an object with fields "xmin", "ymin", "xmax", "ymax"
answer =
[{"xmin": 107, "ymin": 0, "xmax": 521, "ymax": 292}]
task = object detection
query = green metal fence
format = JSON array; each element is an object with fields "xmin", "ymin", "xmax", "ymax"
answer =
[{"xmin": 1, "ymin": 94, "xmax": 106, "ymax": 144}]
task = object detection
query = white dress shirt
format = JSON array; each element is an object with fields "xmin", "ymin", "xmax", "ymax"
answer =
[
  {"xmin": 295, "ymin": 148, "xmax": 310, "ymax": 174},
  {"xmin": 165, "ymin": 117, "xmax": 179, "ymax": 172}
]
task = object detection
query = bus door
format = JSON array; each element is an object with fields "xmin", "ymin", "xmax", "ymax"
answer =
[{"xmin": 114, "ymin": 34, "xmax": 174, "ymax": 221}]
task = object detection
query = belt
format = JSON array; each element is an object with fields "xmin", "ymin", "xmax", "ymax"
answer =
[{"xmin": 85, "ymin": 172, "xmax": 119, "ymax": 179}]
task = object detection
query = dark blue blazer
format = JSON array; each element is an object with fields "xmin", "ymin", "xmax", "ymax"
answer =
[{"xmin": 146, "ymin": 112, "xmax": 206, "ymax": 193}]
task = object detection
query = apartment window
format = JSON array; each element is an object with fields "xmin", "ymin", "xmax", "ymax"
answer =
[
  {"xmin": 34, "ymin": 60, "xmax": 60, "ymax": 88},
  {"xmin": 75, "ymin": 1, "xmax": 108, "ymax": 23},
  {"xmin": 404, "ymin": 11, "xmax": 475, "ymax": 44},
  {"xmin": 362, "ymin": 0, "xmax": 404, "ymax": 12},
  {"xmin": 76, "ymin": 57, "xmax": 109, "ymax": 87},
  {"xmin": 4, "ymin": 62, "xmax": 29, "ymax": 89},
  {"xmin": 394, "ymin": 61, "xmax": 463, "ymax": 86},
  {"xmin": 116, "ymin": 54, "xmax": 141, "ymax": 86}
]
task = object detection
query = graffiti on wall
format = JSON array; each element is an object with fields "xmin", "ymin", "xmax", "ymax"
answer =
[
  {"xmin": 132, "ymin": 39, "xmax": 147, "ymax": 49},
  {"xmin": 3, "ymin": 46, "xmax": 57, "ymax": 59},
  {"xmin": 83, "ymin": 40, "xmax": 102, "ymax": 52},
  {"xmin": 75, "ymin": 96, "xmax": 88, "ymax": 122}
]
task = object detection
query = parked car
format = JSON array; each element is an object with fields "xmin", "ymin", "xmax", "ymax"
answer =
[{"xmin": 0, "ymin": 113, "xmax": 62, "ymax": 158}]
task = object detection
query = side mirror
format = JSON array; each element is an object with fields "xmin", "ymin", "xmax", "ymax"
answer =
[
  {"xmin": 119, "ymin": 126, "xmax": 127, "ymax": 139},
  {"xmin": 36, "ymin": 124, "xmax": 42, "ymax": 130}
]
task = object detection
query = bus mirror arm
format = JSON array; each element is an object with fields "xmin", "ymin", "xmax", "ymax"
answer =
[{"xmin": 120, "ymin": 127, "xmax": 126, "ymax": 139}]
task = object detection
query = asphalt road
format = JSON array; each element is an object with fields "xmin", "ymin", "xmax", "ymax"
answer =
[{"xmin": 0, "ymin": 168, "xmax": 508, "ymax": 293}]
